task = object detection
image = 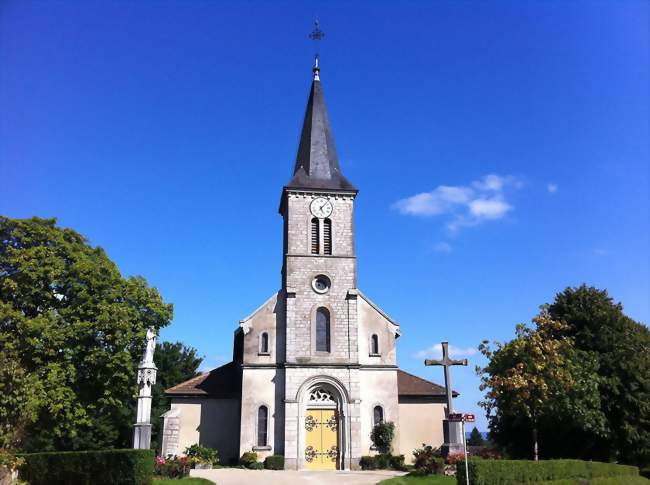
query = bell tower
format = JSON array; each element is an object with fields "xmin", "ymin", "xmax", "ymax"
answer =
[{"xmin": 279, "ymin": 57, "xmax": 359, "ymax": 364}]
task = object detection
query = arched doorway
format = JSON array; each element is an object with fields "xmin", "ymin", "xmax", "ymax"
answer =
[{"xmin": 297, "ymin": 379, "xmax": 349, "ymax": 470}]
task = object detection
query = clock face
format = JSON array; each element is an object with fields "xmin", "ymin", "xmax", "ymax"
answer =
[{"xmin": 310, "ymin": 197, "xmax": 333, "ymax": 218}]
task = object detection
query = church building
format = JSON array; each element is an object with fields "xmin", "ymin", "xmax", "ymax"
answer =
[{"xmin": 161, "ymin": 58, "xmax": 453, "ymax": 470}]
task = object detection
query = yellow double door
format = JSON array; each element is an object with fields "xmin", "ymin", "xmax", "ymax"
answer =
[{"xmin": 304, "ymin": 409, "xmax": 339, "ymax": 470}]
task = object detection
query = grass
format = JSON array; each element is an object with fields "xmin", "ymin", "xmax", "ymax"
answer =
[
  {"xmin": 378, "ymin": 475, "xmax": 456, "ymax": 485},
  {"xmin": 153, "ymin": 479, "xmax": 215, "ymax": 485}
]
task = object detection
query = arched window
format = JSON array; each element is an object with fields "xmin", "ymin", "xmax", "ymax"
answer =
[
  {"xmin": 373, "ymin": 405, "xmax": 384, "ymax": 426},
  {"xmin": 257, "ymin": 406, "xmax": 268, "ymax": 446},
  {"xmin": 311, "ymin": 218, "xmax": 320, "ymax": 254},
  {"xmin": 260, "ymin": 332, "xmax": 269, "ymax": 354},
  {"xmin": 316, "ymin": 307, "xmax": 330, "ymax": 352},
  {"xmin": 323, "ymin": 218, "xmax": 332, "ymax": 255},
  {"xmin": 371, "ymin": 334, "xmax": 379, "ymax": 355}
]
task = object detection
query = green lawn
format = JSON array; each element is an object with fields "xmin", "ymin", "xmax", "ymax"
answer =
[
  {"xmin": 153, "ymin": 479, "xmax": 215, "ymax": 485},
  {"xmin": 378, "ymin": 475, "xmax": 456, "ymax": 485}
]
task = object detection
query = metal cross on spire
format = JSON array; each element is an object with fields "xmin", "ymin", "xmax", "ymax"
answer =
[
  {"xmin": 309, "ymin": 19, "xmax": 324, "ymax": 80},
  {"xmin": 424, "ymin": 341, "xmax": 468, "ymax": 414}
]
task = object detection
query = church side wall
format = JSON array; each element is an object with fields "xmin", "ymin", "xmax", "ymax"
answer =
[
  {"xmin": 397, "ymin": 401, "xmax": 446, "ymax": 463},
  {"xmin": 169, "ymin": 398, "xmax": 241, "ymax": 464},
  {"xmin": 357, "ymin": 296, "xmax": 398, "ymax": 366},
  {"xmin": 239, "ymin": 367, "xmax": 284, "ymax": 460},
  {"xmin": 359, "ymin": 369, "xmax": 399, "ymax": 455},
  {"xmin": 240, "ymin": 292, "xmax": 284, "ymax": 365}
]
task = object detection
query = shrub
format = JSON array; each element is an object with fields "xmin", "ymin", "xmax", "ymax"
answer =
[
  {"xmin": 18, "ymin": 449, "xmax": 154, "ymax": 485},
  {"xmin": 360, "ymin": 454, "xmax": 407, "ymax": 471},
  {"xmin": 389, "ymin": 454, "xmax": 406, "ymax": 471},
  {"xmin": 413, "ymin": 444, "xmax": 444, "ymax": 475},
  {"xmin": 154, "ymin": 455, "xmax": 190, "ymax": 478},
  {"xmin": 375, "ymin": 453, "xmax": 391, "ymax": 470},
  {"xmin": 264, "ymin": 455, "xmax": 284, "ymax": 470},
  {"xmin": 1, "ymin": 450, "xmax": 24, "ymax": 485},
  {"xmin": 370, "ymin": 422, "xmax": 395, "ymax": 454},
  {"xmin": 239, "ymin": 451, "xmax": 259, "ymax": 469},
  {"xmin": 184, "ymin": 444, "xmax": 218, "ymax": 467},
  {"xmin": 360, "ymin": 456, "xmax": 378, "ymax": 470},
  {"xmin": 455, "ymin": 458, "xmax": 641, "ymax": 485}
]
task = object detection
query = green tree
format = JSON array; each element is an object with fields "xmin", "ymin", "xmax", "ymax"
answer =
[
  {"xmin": 0, "ymin": 216, "xmax": 173, "ymax": 451},
  {"xmin": 548, "ymin": 285, "xmax": 650, "ymax": 467},
  {"xmin": 467, "ymin": 427, "xmax": 485, "ymax": 446},
  {"xmin": 149, "ymin": 341, "xmax": 202, "ymax": 451},
  {"xmin": 478, "ymin": 311, "xmax": 605, "ymax": 460}
]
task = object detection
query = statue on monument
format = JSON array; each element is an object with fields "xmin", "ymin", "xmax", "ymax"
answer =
[{"xmin": 141, "ymin": 327, "xmax": 157, "ymax": 365}]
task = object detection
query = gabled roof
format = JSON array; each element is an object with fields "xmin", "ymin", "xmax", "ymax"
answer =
[
  {"xmin": 285, "ymin": 63, "xmax": 356, "ymax": 193},
  {"xmin": 165, "ymin": 361, "xmax": 241, "ymax": 398},
  {"xmin": 397, "ymin": 369, "xmax": 458, "ymax": 398}
]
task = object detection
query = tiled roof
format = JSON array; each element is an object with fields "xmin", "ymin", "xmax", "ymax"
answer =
[
  {"xmin": 165, "ymin": 361, "xmax": 241, "ymax": 397},
  {"xmin": 397, "ymin": 369, "xmax": 457, "ymax": 398}
]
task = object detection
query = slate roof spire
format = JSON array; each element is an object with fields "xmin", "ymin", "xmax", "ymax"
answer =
[{"xmin": 285, "ymin": 56, "xmax": 357, "ymax": 192}]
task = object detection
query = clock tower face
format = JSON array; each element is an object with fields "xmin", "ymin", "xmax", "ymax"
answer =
[{"xmin": 310, "ymin": 197, "xmax": 333, "ymax": 218}]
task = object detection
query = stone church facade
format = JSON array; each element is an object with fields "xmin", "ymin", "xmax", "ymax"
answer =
[{"xmin": 161, "ymin": 60, "xmax": 452, "ymax": 469}]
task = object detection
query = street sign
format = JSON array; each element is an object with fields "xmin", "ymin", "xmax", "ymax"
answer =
[
  {"xmin": 464, "ymin": 414, "xmax": 476, "ymax": 422},
  {"xmin": 448, "ymin": 413, "xmax": 464, "ymax": 422}
]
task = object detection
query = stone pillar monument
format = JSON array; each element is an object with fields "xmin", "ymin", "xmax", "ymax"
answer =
[
  {"xmin": 133, "ymin": 327, "xmax": 157, "ymax": 449},
  {"xmin": 424, "ymin": 341, "xmax": 468, "ymax": 456}
]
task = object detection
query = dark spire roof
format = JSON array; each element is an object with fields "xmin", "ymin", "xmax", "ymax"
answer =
[{"xmin": 285, "ymin": 58, "xmax": 357, "ymax": 192}]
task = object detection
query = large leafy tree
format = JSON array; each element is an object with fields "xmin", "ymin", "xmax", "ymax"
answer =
[
  {"xmin": 478, "ymin": 312, "xmax": 605, "ymax": 460},
  {"xmin": 548, "ymin": 285, "xmax": 650, "ymax": 467},
  {"xmin": 0, "ymin": 216, "xmax": 173, "ymax": 451},
  {"xmin": 149, "ymin": 341, "xmax": 202, "ymax": 451}
]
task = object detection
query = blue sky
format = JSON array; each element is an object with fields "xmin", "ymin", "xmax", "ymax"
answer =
[{"xmin": 1, "ymin": 1, "xmax": 648, "ymax": 431}]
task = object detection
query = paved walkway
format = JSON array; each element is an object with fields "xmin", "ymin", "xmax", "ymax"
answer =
[{"xmin": 190, "ymin": 468, "xmax": 406, "ymax": 485}]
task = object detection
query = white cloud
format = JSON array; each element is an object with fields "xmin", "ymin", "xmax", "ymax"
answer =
[
  {"xmin": 468, "ymin": 198, "xmax": 512, "ymax": 219},
  {"xmin": 393, "ymin": 185, "xmax": 473, "ymax": 216},
  {"xmin": 547, "ymin": 183, "xmax": 558, "ymax": 194},
  {"xmin": 393, "ymin": 174, "xmax": 520, "ymax": 233},
  {"xmin": 432, "ymin": 242, "xmax": 452, "ymax": 253},
  {"xmin": 414, "ymin": 343, "xmax": 478, "ymax": 360}
]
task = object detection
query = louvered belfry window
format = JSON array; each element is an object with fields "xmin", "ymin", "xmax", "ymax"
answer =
[
  {"xmin": 311, "ymin": 218, "xmax": 320, "ymax": 254},
  {"xmin": 323, "ymin": 218, "xmax": 332, "ymax": 255},
  {"xmin": 316, "ymin": 307, "xmax": 331, "ymax": 352}
]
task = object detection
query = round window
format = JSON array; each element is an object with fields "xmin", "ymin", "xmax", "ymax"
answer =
[{"xmin": 312, "ymin": 275, "xmax": 331, "ymax": 294}]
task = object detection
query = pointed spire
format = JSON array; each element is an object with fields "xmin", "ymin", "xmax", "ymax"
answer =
[{"xmin": 285, "ymin": 59, "xmax": 356, "ymax": 192}]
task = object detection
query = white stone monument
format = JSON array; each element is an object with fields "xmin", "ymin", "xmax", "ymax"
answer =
[{"xmin": 133, "ymin": 327, "xmax": 157, "ymax": 449}]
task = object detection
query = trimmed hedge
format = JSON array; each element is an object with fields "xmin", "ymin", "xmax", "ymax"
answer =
[
  {"xmin": 540, "ymin": 478, "xmax": 649, "ymax": 485},
  {"xmin": 19, "ymin": 449, "xmax": 154, "ymax": 485},
  {"xmin": 360, "ymin": 454, "xmax": 407, "ymax": 471},
  {"xmin": 264, "ymin": 455, "xmax": 284, "ymax": 470},
  {"xmin": 456, "ymin": 459, "xmax": 640, "ymax": 485}
]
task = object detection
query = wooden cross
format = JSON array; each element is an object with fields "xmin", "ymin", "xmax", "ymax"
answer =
[{"xmin": 424, "ymin": 341, "xmax": 468, "ymax": 414}]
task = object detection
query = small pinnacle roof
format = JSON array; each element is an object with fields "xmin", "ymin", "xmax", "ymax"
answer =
[{"xmin": 285, "ymin": 72, "xmax": 356, "ymax": 192}]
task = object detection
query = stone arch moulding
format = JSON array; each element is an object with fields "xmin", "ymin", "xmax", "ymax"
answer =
[{"xmin": 295, "ymin": 375, "xmax": 351, "ymax": 470}]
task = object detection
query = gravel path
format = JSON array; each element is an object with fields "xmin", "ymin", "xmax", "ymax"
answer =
[{"xmin": 190, "ymin": 468, "xmax": 406, "ymax": 485}]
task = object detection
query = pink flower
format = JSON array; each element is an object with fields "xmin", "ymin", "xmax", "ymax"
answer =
[{"xmin": 155, "ymin": 456, "xmax": 166, "ymax": 465}]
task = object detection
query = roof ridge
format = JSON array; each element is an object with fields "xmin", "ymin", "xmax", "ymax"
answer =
[
  {"xmin": 398, "ymin": 368, "xmax": 439, "ymax": 387},
  {"xmin": 165, "ymin": 371, "xmax": 209, "ymax": 393}
]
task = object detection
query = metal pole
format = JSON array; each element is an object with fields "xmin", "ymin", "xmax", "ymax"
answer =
[{"xmin": 463, "ymin": 419, "xmax": 470, "ymax": 485}]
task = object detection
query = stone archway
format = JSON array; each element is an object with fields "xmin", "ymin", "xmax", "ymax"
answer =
[{"xmin": 295, "ymin": 377, "xmax": 351, "ymax": 470}]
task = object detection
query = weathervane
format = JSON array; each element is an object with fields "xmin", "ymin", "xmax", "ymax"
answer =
[{"xmin": 309, "ymin": 19, "xmax": 324, "ymax": 79}]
